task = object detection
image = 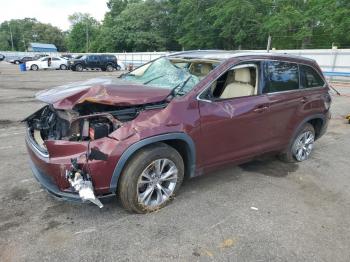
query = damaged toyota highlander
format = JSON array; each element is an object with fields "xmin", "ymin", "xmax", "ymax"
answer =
[{"xmin": 25, "ymin": 51, "xmax": 331, "ymax": 213}]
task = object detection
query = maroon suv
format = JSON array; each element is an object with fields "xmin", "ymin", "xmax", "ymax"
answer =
[{"xmin": 25, "ymin": 51, "xmax": 331, "ymax": 213}]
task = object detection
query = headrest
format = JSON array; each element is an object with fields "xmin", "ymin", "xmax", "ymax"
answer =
[
  {"xmin": 200, "ymin": 64, "xmax": 212, "ymax": 75},
  {"xmin": 234, "ymin": 68, "xmax": 251, "ymax": 83}
]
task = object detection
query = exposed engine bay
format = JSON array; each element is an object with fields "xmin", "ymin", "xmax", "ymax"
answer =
[{"xmin": 25, "ymin": 101, "xmax": 167, "ymax": 153}]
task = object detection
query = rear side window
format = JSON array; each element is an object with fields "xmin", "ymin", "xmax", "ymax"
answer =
[
  {"xmin": 263, "ymin": 61, "xmax": 299, "ymax": 93},
  {"xmin": 300, "ymin": 65, "xmax": 325, "ymax": 88},
  {"xmin": 101, "ymin": 55, "xmax": 115, "ymax": 61},
  {"xmin": 88, "ymin": 55, "xmax": 99, "ymax": 61}
]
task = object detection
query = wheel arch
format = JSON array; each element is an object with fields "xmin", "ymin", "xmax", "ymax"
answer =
[
  {"xmin": 293, "ymin": 114, "xmax": 326, "ymax": 141},
  {"xmin": 75, "ymin": 63, "xmax": 83, "ymax": 69},
  {"xmin": 31, "ymin": 64, "xmax": 39, "ymax": 70},
  {"xmin": 307, "ymin": 118, "xmax": 324, "ymax": 139},
  {"xmin": 109, "ymin": 133, "xmax": 196, "ymax": 193}
]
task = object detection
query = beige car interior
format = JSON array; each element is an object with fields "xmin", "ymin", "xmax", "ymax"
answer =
[
  {"xmin": 220, "ymin": 66, "xmax": 258, "ymax": 99},
  {"xmin": 132, "ymin": 58, "xmax": 218, "ymax": 79},
  {"xmin": 189, "ymin": 63, "xmax": 213, "ymax": 79},
  {"xmin": 131, "ymin": 62, "xmax": 152, "ymax": 76}
]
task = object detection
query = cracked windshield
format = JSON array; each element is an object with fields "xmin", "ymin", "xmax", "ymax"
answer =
[{"xmin": 122, "ymin": 57, "xmax": 201, "ymax": 94}]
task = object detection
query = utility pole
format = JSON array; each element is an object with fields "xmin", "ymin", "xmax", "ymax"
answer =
[
  {"xmin": 86, "ymin": 22, "xmax": 89, "ymax": 53},
  {"xmin": 8, "ymin": 21, "xmax": 14, "ymax": 51},
  {"xmin": 266, "ymin": 35, "xmax": 272, "ymax": 52},
  {"xmin": 22, "ymin": 34, "xmax": 26, "ymax": 51}
]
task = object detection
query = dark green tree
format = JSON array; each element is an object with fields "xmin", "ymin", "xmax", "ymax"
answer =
[
  {"xmin": 0, "ymin": 18, "xmax": 66, "ymax": 51},
  {"xmin": 67, "ymin": 13, "xmax": 100, "ymax": 52}
]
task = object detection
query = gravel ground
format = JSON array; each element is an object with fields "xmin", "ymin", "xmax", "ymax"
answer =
[{"xmin": 0, "ymin": 62, "xmax": 349, "ymax": 262}]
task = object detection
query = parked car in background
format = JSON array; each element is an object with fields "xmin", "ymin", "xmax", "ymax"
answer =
[
  {"xmin": 33, "ymin": 54, "xmax": 49, "ymax": 60},
  {"xmin": 26, "ymin": 56, "xmax": 68, "ymax": 70},
  {"xmin": 0, "ymin": 54, "xmax": 5, "ymax": 61},
  {"xmin": 25, "ymin": 51, "xmax": 331, "ymax": 213},
  {"xmin": 69, "ymin": 54, "xmax": 121, "ymax": 72},
  {"xmin": 61, "ymin": 54, "xmax": 73, "ymax": 60},
  {"xmin": 10, "ymin": 56, "xmax": 34, "ymax": 64}
]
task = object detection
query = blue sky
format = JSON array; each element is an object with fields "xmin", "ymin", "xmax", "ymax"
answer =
[{"xmin": 0, "ymin": 0, "xmax": 109, "ymax": 30}]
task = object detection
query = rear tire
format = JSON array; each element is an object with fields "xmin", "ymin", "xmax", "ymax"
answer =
[
  {"xmin": 279, "ymin": 123, "xmax": 315, "ymax": 163},
  {"xmin": 118, "ymin": 143, "xmax": 184, "ymax": 213},
  {"xmin": 106, "ymin": 64, "xmax": 114, "ymax": 72},
  {"xmin": 60, "ymin": 64, "xmax": 67, "ymax": 70}
]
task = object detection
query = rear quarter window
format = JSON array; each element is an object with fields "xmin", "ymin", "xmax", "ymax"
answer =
[
  {"xmin": 263, "ymin": 61, "xmax": 299, "ymax": 93},
  {"xmin": 300, "ymin": 65, "xmax": 325, "ymax": 88}
]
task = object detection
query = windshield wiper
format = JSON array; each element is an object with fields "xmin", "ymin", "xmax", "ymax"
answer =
[
  {"xmin": 143, "ymin": 74, "xmax": 166, "ymax": 85},
  {"xmin": 168, "ymin": 75, "xmax": 192, "ymax": 99}
]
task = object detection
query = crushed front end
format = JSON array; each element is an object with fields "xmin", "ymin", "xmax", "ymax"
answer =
[{"xmin": 24, "ymin": 104, "xmax": 125, "ymax": 207}]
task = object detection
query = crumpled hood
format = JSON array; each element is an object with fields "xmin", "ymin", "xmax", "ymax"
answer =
[{"xmin": 35, "ymin": 77, "xmax": 171, "ymax": 109}]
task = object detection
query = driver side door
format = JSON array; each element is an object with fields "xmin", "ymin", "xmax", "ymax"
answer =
[{"xmin": 197, "ymin": 62, "xmax": 277, "ymax": 169}]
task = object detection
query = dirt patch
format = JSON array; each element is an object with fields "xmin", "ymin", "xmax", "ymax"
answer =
[
  {"xmin": 42, "ymin": 220, "xmax": 62, "ymax": 232},
  {"xmin": 8, "ymin": 187, "xmax": 30, "ymax": 201},
  {"xmin": 240, "ymin": 156, "xmax": 298, "ymax": 177},
  {"xmin": 0, "ymin": 221, "xmax": 20, "ymax": 232},
  {"xmin": 0, "ymin": 99, "xmax": 38, "ymax": 104},
  {"xmin": 0, "ymin": 120, "xmax": 18, "ymax": 128}
]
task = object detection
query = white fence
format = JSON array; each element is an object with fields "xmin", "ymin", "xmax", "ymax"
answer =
[
  {"xmin": 1, "ymin": 49, "xmax": 349, "ymax": 81},
  {"xmin": 0, "ymin": 51, "xmax": 167, "ymax": 67}
]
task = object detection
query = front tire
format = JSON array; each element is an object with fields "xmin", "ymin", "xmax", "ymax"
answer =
[
  {"xmin": 279, "ymin": 123, "xmax": 315, "ymax": 163},
  {"xmin": 118, "ymin": 143, "xmax": 184, "ymax": 213},
  {"xmin": 31, "ymin": 64, "xmax": 39, "ymax": 71},
  {"xmin": 75, "ymin": 64, "xmax": 83, "ymax": 72}
]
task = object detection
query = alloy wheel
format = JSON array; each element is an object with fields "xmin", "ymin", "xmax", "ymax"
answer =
[
  {"xmin": 76, "ymin": 64, "xmax": 83, "ymax": 71},
  {"xmin": 292, "ymin": 131, "xmax": 315, "ymax": 161},
  {"xmin": 106, "ymin": 65, "xmax": 114, "ymax": 72},
  {"xmin": 137, "ymin": 158, "xmax": 178, "ymax": 207}
]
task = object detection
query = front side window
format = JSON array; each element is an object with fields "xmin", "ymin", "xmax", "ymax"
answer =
[
  {"xmin": 300, "ymin": 65, "xmax": 325, "ymax": 88},
  {"xmin": 206, "ymin": 64, "xmax": 258, "ymax": 100},
  {"xmin": 263, "ymin": 61, "xmax": 299, "ymax": 93}
]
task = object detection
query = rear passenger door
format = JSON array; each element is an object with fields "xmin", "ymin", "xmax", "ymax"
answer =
[
  {"xmin": 87, "ymin": 55, "xmax": 99, "ymax": 68},
  {"xmin": 262, "ymin": 61, "xmax": 308, "ymax": 147}
]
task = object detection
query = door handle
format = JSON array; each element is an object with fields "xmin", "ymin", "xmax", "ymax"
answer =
[
  {"xmin": 253, "ymin": 106, "xmax": 269, "ymax": 113},
  {"xmin": 300, "ymin": 97, "xmax": 308, "ymax": 103}
]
